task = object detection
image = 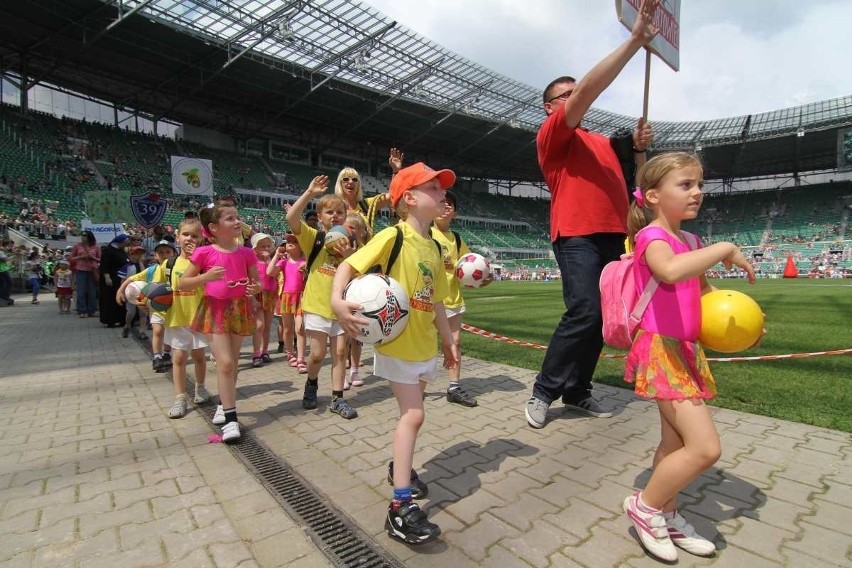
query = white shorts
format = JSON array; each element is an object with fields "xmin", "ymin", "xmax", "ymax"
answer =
[
  {"xmin": 303, "ymin": 312, "xmax": 345, "ymax": 337},
  {"xmin": 165, "ymin": 326, "xmax": 209, "ymax": 351},
  {"xmin": 373, "ymin": 352, "xmax": 438, "ymax": 385},
  {"xmin": 444, "ymin": 305, "xmax": 466, "ymax": 319},
  {"xmin": 150, "ymin": 312, "xmax": 166, "ymax": 326}
]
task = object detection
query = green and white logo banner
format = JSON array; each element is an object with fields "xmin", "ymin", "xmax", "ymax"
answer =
[{"xmin": 171, "ymin": 156, "xmax": 214, "ymax": 196}]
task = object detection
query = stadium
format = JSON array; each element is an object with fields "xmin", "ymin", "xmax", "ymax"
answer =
[{"xmin": 0, "ymin": 1, "xmax": 851, "ymax": 567}]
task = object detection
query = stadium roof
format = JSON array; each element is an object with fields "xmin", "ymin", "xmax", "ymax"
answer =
[{"xmin": 2, "ymin": 0, "xmax": 852, "ymax": 183}]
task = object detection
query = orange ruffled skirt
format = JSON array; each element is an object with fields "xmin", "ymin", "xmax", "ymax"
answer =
[
  {"xmin": 275, "ymin": 291, "xmax": 302, "ymax": 316},
  {"xmin": 625, "ymin": 330, "xmax": 716, "ymax": 400},
  {"xmin": 191, "ymin": 296, "xmax": 254, "ymax": 336}
]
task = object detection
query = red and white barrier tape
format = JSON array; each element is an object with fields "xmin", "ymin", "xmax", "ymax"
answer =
[{"xmin": 460, "ymin": 324, "xmax": 852, "ymax": 363}]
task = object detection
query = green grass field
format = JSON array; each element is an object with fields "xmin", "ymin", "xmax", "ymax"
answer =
[{"xmin": 460, "ymin": 279, "xmax": 852, "ymax": 433}]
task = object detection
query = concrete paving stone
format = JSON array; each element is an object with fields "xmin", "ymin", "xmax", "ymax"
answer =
[
  {"xmin": 3, "ymin": 484, "xmax": 75, "ymax": 519},
  {"xmin": 40, "ymin": 491, "xmax": 114, "ymax": 530},
  {"xmin": 527, "ymin": 471, "xmax": 594, "ymax": 509},
  {"xmin": 0, "ymin": 509, "xmax": 39, "ymax": 537},
  {"xmin": 8, "ymin": 462, "xmax": 76, "ymax": 488},
  {"xmin": 35, "ymin": 526, "xmax": 119, "ymax": 566},
  {"xmin": 547, "ymin": 552, "xmax": 587, "ymax": 568},
  {"xmin": 800, "ymin": 498, "xmax": 852, "ymax": 537},
  {"xmin": 704, "ymin": 470, "xmax": 767, "ymax": 506},
  {"xmin": 576, "ymin": 479, "xmax": 641, "ymax": 514},
  {"xmin": 784, "ymin": 520, "xmax": 852, "ymax": 566},
  {"xmin": 559, "ymin": 460, "xmax": 621, "ymax": 489},
  {"xmin": 112, "ymin": 477, "xmax": 181, "ymax": 510},
  {"xmin": 208, "ymin": 541, "xmax": 258, "ymax": 568},
  {"xmin": 727, "ymin": 515, "xmax": 797, "ymax": 562},
  {"xmin": 739, "ymin": 494, "xmax": 808, "ymax": 533},
  {"xmin": 722, "ymin": 457, "xmax": 782, "ymax": 489},
  {"xmin": 78, "ymin": 472, "xmax": 143, "ymax": 501},
  {"xmin": 764, "ymin": 477, "xmax": 821, "ymax": 509},
  {"xmin": 773, "ymin": 459, "xmax": 836, "ymax": 489},
  {"xmin": 690, "ymin": 489, "xmax": 757, "ymax": 524},
  {"xmin": 560, "ymin": 524, "xmax": 646, "ymax": 568},
  {"xmin": 161, "ymin": 515, "xmax": 243, "ymax": 560},
  {"xmin": 80, "ymin": 536, "xmax": 166, "ymax": 568},
  {"xmin": 541, "ymin": 497, "xmax": 616, "ymax": 541},
  {"xmin": 0, "ymin": 551, "xmax": 34, "ymax": 568},
  {"xmin": 522, "ymin": 455, "xmax": 577, "ymax": 484},
  {"xmin": 152, "ymin": 484, "xmax": 217, "ymax": 519},
  {"xmin": 781, "ymin": 547, "xmax": 852, "ymax": 568},
  {"xmin": 232, "ymin": 508, "xmax": 296, "ymax": 544},
  {"xmin": 168, "ymin": 543, "xmax": 218, "ymax": 567},
  {"xmin": 435, "ymin": 485, "xmax": 506, "ymax": 526},
  {"xmin": 443, "ymin": 512, "xmax": 521, "ymax": 563},
  {"xmin": 501, "ymin": 518, "xmax": 583, "ymax": 566},
  {"xmin": 797, "ymin": 435, "xmax": 851, "ymax": 456},
  {"xmin": 0, "ymin": 478, "xmax": 47, "ymax": 510},
  {"xmin": 478, "ymin": 543, "xmax": 540, "ymax": 568},
  {"xmin": 817, "ymin": 481, "xmax": 852, "ymax": 508},
  {"xmin": 251, "ymin": 525, "xmax": 328, "ymax": 568},
  {"xmin": 76, "ymin": 500, "xmax": 152, "ymax": 539},
  {"xmin": 221, "ymin": 488, "xmax": 281, "ymax": 521}
]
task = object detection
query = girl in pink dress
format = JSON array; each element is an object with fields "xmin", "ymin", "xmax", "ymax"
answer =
[
  {"xmin": 249, "ymin": 233, "xmax": 277, "ymax": 367},
  {"xmin": 622, "ymin": 152, "xmax": 758, "ymax": 562},
  {"xmin": 268, "ymin": 233, "xmax": 307, "ymax": 373},
  {"xmin": 178, "ymin": 203, "xmax": 259, "ymax": 443}
]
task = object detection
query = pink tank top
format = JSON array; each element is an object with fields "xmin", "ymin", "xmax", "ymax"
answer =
[{"xmin": 280, "ymin": 257, "xmax": 306, "ymax": 294}]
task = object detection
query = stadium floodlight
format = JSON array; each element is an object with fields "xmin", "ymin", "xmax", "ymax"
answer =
[{"xmin": 797, "ymin": 127, "xmax": 805, "ymax": 138}]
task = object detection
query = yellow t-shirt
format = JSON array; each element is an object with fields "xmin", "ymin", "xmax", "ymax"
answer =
[
  {"xmin": 345, "ymin": 223, "xmax": 450, "ymax": 362},
  {"xmin": 349, "ymin": 194, "xmax": 384, "ymax": 233},
  {"xmin": 127, "ymin": 257, "xmax": 202, "ymax": 328},
  {"xmin": 295, "ymin": 224, "xmax": 342, "ymax": 320},
  {"xmin": 430, "ymin": 227, "xmax": 470, "ymax": 310}
]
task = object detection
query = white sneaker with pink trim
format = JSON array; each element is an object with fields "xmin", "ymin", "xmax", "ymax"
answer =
[
  {"xmin": 666, "ymin": 511, "xmax": 716, "ymax": 556},
  {"xmin": 623, "ymin": 493, "xmax": 678, "ymax": 562}
]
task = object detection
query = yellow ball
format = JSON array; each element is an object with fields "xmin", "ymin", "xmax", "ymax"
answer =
[{"xmin": 699, "ymin": 290, "xmax": 764, "ymax": 353}]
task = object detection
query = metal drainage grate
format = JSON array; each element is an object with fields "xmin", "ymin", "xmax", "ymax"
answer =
[
  {"xmin": 136, "ymin": 337, "xmax": 403, "ymax": 567},
  {"xmin": 231, "ymin": 432, "xmax": 404, "ymax": 568}
]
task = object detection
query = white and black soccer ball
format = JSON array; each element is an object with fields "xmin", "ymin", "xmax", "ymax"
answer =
[
  {"xmin": 455, "ymin": 253, "xmax": 490, "ymax": 288},
  {"xmin": 343, "ymin": 274, "xmax": 410, "ymax": 345}
]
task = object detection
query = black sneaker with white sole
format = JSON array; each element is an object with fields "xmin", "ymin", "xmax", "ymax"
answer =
[
  {"xmin": 384, "ymin": 502, "xmax": 440, "ymax": 545},
  {"xmin": 387, "ymin": 461, "xmax": 428, "ymax": 499}
]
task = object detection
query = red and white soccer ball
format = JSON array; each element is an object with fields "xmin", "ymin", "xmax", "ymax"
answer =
[
  {"xmin": 455, "ymin": 253, "xmax": 490, "ymax": 288},
  {"xmin": 343, "ymin": 274, "xmax": 410, "ymax": 345}
]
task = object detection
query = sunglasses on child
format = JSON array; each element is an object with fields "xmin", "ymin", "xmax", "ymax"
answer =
[{"xmin": 341, "ymin": 177, "xmax": 359, "ymax": 183}]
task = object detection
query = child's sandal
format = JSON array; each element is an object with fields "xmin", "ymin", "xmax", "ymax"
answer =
[
  {"xmin": 296, "ymin": 358, "xmax": 308, "ymax": 374},
  {"xmin": 287, "ymin": 352, "xmax": 298, "ymax": 367}
]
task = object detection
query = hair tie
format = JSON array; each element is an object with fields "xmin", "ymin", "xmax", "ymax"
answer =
[
  {"xmin": 632, "ymin": 187, "xmax": 645, "ymax": 208},
  {"xmin": 201, "ymin": 225, "xmax": 212, "ymax": 239}
]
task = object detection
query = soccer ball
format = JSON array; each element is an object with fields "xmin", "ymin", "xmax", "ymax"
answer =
[
  {"xmin": 343, "ymin": 274, "xmax": 409, "ymax": 345},
  {"xmin": 699, "ymin": 290, "xmax": 764, "ymax": 353},
  {"xmin": 125, "ymin": 281, "xmax": 148, "ymax": 306},
  {"xmin": 324, "ymin": 225, "xmax": 351, "ymax": 251},
  {"xmin": 455, "ymin": 253, "xmax": 490, "ymax": 288}
]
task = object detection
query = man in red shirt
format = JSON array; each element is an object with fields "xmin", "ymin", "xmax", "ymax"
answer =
[{"xmin": 525, "ymin": 0, "xmax": 658, "ymax": 429}]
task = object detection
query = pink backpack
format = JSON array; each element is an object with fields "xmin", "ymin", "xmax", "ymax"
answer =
[{"xmin": 600, "ymin": 231, "xmax": 697, "ymax": 349}]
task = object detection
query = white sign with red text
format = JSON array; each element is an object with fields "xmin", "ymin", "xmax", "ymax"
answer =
[{"xmin": 616, "ymin": 0, "xmax": 681, "ymax": 71}]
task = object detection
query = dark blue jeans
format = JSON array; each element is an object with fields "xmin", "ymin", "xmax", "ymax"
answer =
[
  {"xmin": 76, "ymin": 270, "xmax": 97, "ymax": 315},
  {"xmin": 532, "ymin": 234, "xmax": 625, "ymax": 405}
]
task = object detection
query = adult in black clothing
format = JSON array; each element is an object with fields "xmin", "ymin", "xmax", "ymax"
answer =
[{"xmin": 99, "ymin": 234, "xmax": 130, "ymax": 327}]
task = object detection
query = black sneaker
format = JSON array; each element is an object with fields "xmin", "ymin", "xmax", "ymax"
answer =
[
  {"xmin": 302, "ymin": 381, "xmax": 318, "ymax": 410},
  {"xmin": 446, "ymin": 386, "xmax": 478, "ymax": 407},
  {"xmin": 387, "ymin": 461, "xmax": 428, "ymax": 499},
  {"xmin": 121, "ymin": 327, "xmax": 130, "ymax": 338},
  {"xmin": 277, "ymin": 342, "xmax": 285, "ymax": 354},
  {"xmin": 152, "ymin": 354, "xmax": 165, "ymax": 372},
  {"xmin": 385, "ymin": 502, "xmax": 440, "ymax": 545},
  {"xmin": 252, "ymin": 356, "xmax": 263, "ymax": 368},
  {"xmin": 162, "ymin": 352, "xmax": 173, "ymax": 368}
]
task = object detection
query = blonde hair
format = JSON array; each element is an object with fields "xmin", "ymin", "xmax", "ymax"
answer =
[
  {"xmin": 344, "ymin": 213, "xmax": 369, "ymax": 247},
  {"xmin": 178, "ymin": 217, "xmax": 202, "ymax": 234},
  {"xmin": 315, "ymin": 195, "xmax": 347, "ymax": 228},
  {"xmin": 334, "ymin": 167, "xmax": 363, "ymax": 204},
  {"xmin": 627, "ymin": 152, "xmax": 703, "ymax": 248}
]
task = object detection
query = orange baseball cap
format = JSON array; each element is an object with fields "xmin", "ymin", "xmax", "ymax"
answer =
[{"xmin": 389, "ymin": 162, "xmax": 456, "ymax": 207}]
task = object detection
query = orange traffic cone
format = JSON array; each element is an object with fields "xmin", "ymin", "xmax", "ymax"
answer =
[{"xmin": 783, "ymin": 254, "xmax": 798, "ymax": 278}]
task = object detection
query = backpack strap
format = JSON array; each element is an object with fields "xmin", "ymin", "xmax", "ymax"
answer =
[
  {"xmin": 163, "ymin": 256, "xmax": 178, "ymax": 288},
  {"xmin": 628, "ymin": 231, "xmax": 699, "ymax": 327},
  {"xmin": 452, "ymin": 230, "xmax": 461, "ymax": 252},
  {"xmin": 367, "ymin": 226, "xmax": 442, "ymax": 275},
  {"xmin": 303, "ymin": 230, "xmax": 326, "ymax": 283}
]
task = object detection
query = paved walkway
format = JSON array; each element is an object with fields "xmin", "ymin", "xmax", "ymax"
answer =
[{"xmin": 1, "ymin": 294, "xmax": 850, "ymax": 567}]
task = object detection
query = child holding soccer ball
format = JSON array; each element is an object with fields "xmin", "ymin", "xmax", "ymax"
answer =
[{"xmin": 332, "ymin": 162, "xmax": 459, "ymax": 545}]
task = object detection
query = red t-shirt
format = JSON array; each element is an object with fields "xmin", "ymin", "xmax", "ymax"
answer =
[{"xmin": 537, "ymin": 105, "xmax": 629, "ymax": 240}]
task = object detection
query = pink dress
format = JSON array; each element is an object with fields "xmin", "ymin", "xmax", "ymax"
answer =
[
  {"xmin": 255, "ymin": 259, "xmax": 277, "ymax": 312},
  {"xmin": 189, "ymin": 245, "xmax": 256, "ymax": 336},
  {"xmin": 276, "ymin": 257, "xmax": 306, "ymax": 315},
  {"xmin": 624, "ymin": 227, "xmax": 716, "ymax": 400}
]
